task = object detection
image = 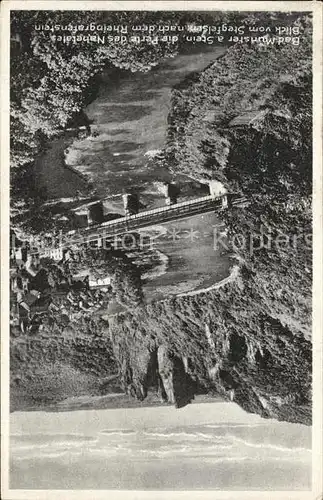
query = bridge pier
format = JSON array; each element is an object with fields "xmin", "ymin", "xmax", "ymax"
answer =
[
  {"xmin": 161, "ymin": 182, "xmax": 178, "ymax": 206},
  {"xmin": 122, "ymin": 193, "xmax": 139, "ymax": 216}
]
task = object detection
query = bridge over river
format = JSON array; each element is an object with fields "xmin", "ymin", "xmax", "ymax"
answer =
[{"xmin": 62, "ymin": 193, "xmax": 249, "ymax": 249}]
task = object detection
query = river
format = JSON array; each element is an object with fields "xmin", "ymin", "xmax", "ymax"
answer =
[
  {"xmin": 35, "ymin": 45, "xmax": 232, "ymax": 297},
  {"xmin": 64, "ymin": 45, "xmax": 226, "ymax": 199}
]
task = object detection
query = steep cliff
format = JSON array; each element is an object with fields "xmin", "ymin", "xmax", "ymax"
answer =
[{"xmin": 109, "ymin": 269, "xmax": 312, "ymax": 425}]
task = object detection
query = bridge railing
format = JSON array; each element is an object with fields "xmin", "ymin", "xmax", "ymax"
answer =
[
  {"xmin": 24, "ymin": 194, "xmax": 248, "ymax": 254},
  {"xmin": 79, "ymin": 194, "xmax": 218, "ymax": 234}
]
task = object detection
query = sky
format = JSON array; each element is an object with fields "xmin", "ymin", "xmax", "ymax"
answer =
[{"xmin": 9, "ymin": 402, "xmax": 312, "ymax": 491}]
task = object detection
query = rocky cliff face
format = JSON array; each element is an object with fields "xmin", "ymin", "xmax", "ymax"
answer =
[
  {"xmin": 156, "ymin": 346, "xmax": 197, "ymax": 408},
  {"xmin": 108, "ymin": 336, "xmax": 198, "ymax": 409},
  {"xmin": 109, "ymin": 272, "xmax": 312, "ymax": 425},
  {"xmin": 106, "ymin": 21, "xmax": 312, "ymax": 425}
]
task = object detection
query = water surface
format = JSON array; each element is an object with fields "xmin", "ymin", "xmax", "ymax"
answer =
[{"xmin": 10, "ymin": 402, "xmax": 311, "ymax": 490}]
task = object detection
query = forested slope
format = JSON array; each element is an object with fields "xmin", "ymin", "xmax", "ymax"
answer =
[{"xmin": 108, "ymin": 15, "xmax": 313, "ymax": 425}]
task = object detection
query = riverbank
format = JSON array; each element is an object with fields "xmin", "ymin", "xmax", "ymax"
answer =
[
  {"xmin": 27, "ymin": 46, "xmax": 225, "ymax": 204},
  {"xmin": 12, "ymin": 392, "xmax": 222, "ymax": 414},
  {"xmin": 32, "ymin": 135, "xmax": 91, "ymax": 200},
  {"xmin": 28, "ymin": 45, "xmax": 233, "ymax": 302},
  {"xmin": 61, "ymin": 46, "xmax": 227, "ymax": 201}
]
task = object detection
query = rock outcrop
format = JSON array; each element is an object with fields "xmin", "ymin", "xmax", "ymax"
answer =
[{"xmin": 157, "ymin": 346, "xmax": 175, "ymax": 404}]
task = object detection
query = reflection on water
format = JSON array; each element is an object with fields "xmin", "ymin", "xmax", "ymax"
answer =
[
  {"xmin": 141, "ymin": 212, "xmax": 231, "ymax": 300},
  {"xmin": 65, "ymin": 46, "xmax": 226, "ymax": 198}
]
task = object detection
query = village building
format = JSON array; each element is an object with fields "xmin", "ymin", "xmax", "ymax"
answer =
[
  {"xmin": 73, "ymin": 207, "xmax": 89, "ymax": 227},
  {"xmin": 21, "ymin": 274, "xmax": 29, "ymax": 293},
  {"xmin": 10, "ymin": 316, "xmax": 21, "ymax": 336},
  {"xmin": 18, "ymin": 301, "xmax": 31, "ymax": 325},
  {"xmin": 10, "ymin": 271, "xmax": 19, "ymax": 293},
  {"xmin": 40, "ymin": 247, "xmax": 63, "ymax": 261},
  {"xmin": 102, "ymin": 195, "xmax": 125, "ymax": 219},
  {"xmin": 20, "ymin": 292, "xmax": 38, "ymax": 310},
  {"xmin": 13, "ymin": 247, "xmax": 23, "ymax": 263},
  {"xmin": 89, "ymin": 276, "xmax": 111, "ymax": 289}
]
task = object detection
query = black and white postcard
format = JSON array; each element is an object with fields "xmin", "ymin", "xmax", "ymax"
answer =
[{"xmin": 1, "ymin": 1, "xmax": 322, "ymax": 498}]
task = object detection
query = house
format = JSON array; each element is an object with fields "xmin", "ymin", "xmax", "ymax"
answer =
[
  {"xmin": 73, "ymin": 208, "xmax": 90, "ymax": 228},
  {"xmin": 31, "ymin": 254, "xmax": 41, "ymax": 268},
  {"xmin": 25, "ymin": 255, "xmax": 37, "ymax": 277},
  {"xmin": 208, "ymin": 180, "xmax": 227, "ymax": 198},
  {"xmin": 48, "ymin": 302, "xmax": 59, "ymax": 313},
  {"xmin": 22, "ymin": 292, "xmax": 39, "ymax": 309},
  {"xmin": 40, "ymin": 247, "xmax": 63, "ymax": 261},
  {"xmin": 10, "ymin": 317, "xmax": 21, "ymax": 336},
  {"xmin": 57, "ymin": 215, "xmax": 69, "ymax": 223},
  {"xmin": 18, "ymin": 301, "xmax": 31, "ymax": 321},
  {"xmin": 88, "ymin": 202, "xmax": 104, "ymax": 224},
  {"xmin": 102, "ymin": 195, "xmax": 125, "ymax": 219},
  {"xmin": 10, "ymin": 272, "xmax": 19, "ymax": 293},
  {"xmin": 21, "ymin": 247, "xmax": 28, "ymax": 263},
  {"xmin": 10, "ymin": 291, "xmax": 19, "ymax": 315},
  {"xmin": 71, "ymin": 201, "xmax": 104, "ymax": 228},
  {"xmin": 14, "ymin": 248, "xmax": 23, "ymax": 261},
  {"xmin": 16, "ymin": 275, "xmax": 23, "ymax": 290},
  {"xmin": 19, "ymin": 317, "xmax": 30, "ymax": 334},
  {"xmin": 21, "ymin": 274, "xmax": 30, "ymax": 293},
  {"xmin": 89, "ymin": 276, "xmax": 111, "ymax": 289}
]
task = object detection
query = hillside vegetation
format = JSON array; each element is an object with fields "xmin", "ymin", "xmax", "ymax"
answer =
[
  {"xmin": 10, "ymin": 9, "xmax": 241, "ymax": 176},
  {"xmin": 108, "ymin": 15, "xmax": 313, "ymax": 424}
]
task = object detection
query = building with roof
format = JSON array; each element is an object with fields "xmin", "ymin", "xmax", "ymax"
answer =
[
  {"xmin": 30, "ymin": 296, "xmax": 52, "ymax": 314},
  {"xmin": 89, "ymin": 276, "xmax": 111, "ymax": 289},
  {"xmin": 71, "ymin": 201, "xmax": 104, "ymax": 228},
  {"xmin": 40, "ymin": 247, "xmax": 63, "ymax": 261}
]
